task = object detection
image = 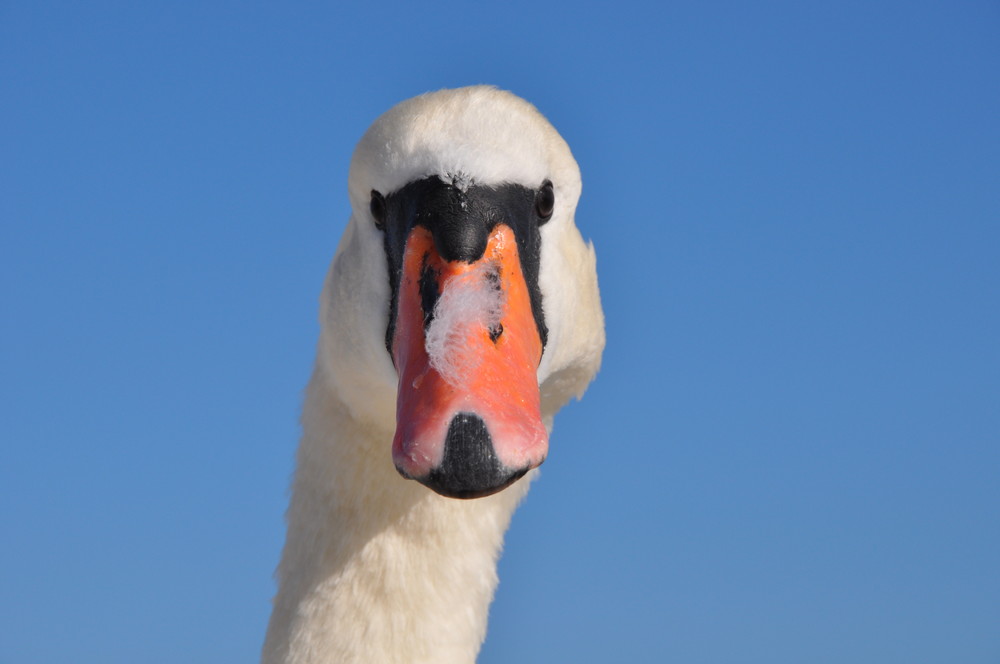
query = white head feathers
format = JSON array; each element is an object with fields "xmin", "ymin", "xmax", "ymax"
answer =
[{"xmin": 348, "ymin": 86, "xmax": 581, "ymax": 220}]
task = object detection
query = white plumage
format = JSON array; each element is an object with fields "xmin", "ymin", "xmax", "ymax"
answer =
[
  {"xmin": 424, "ymin": 258, "xmax": 506, "ymax": 387},
  {"xmin": 262, "ymin": 86, "xmax": 605, "ymax": 664}
]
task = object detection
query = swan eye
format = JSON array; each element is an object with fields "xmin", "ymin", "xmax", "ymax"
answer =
[
  {"xmin": 370, "ymin": 190, "xmax": 387, "ymax": 230},
  {"xmin": 534, "ymin": 181, "xmax": 554, "ymax": 224}
]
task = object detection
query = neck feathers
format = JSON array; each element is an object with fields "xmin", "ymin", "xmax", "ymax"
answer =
[{"xmin": 262, "ymin": 368, "xmax": 532, "ymax": 664}]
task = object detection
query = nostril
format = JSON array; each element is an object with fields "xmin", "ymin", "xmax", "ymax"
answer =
[
  {"xmin": 418, "ymin": 258, "xmax": 440, "ymax": 331},
  {"xmin": 489, "ymin": 322, "xmax": 503, "ymax": 343}
]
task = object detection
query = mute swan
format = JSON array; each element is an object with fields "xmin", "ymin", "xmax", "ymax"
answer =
[{"xmin": 262, "ymin": 86, "xmax": 605, "ymax": 664}]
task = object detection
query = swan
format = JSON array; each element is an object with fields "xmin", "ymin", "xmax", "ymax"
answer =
[{"xmin": 262, "ymin": 86, "xmax": 605, "ymax": 664}]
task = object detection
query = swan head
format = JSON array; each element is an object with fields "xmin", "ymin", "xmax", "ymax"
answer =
[{"xmin": 320, "ymin": 86, "xmax": 604, "ymax": 499}]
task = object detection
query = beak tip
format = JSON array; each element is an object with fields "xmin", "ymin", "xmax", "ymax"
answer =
[
  {"xmin": 393, "ymin": 412, "xmax": 545, "ymax": 499},
  {"xmin": 419, "ymin": 465, "xmax": 531, "ymax": 499}
]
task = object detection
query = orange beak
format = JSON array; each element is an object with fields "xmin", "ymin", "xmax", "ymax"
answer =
[{"xmin": 390, "ymin": 224, "xmax": 547, "ymax": 498}]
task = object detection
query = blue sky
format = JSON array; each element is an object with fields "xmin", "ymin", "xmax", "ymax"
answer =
[{"xmin": 2, "ymin": 2, "xmax": 998, "ymax": 662}]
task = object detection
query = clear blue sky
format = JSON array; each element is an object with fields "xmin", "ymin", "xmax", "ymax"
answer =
[{"xmin": 2, "ymin": 2, "xmax": 998, "ymax": 662}]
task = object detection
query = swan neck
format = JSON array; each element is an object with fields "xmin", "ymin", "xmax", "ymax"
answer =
[{"xmin": 262, "ymin": 367, "xmax": 531, "ymax": 664}]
